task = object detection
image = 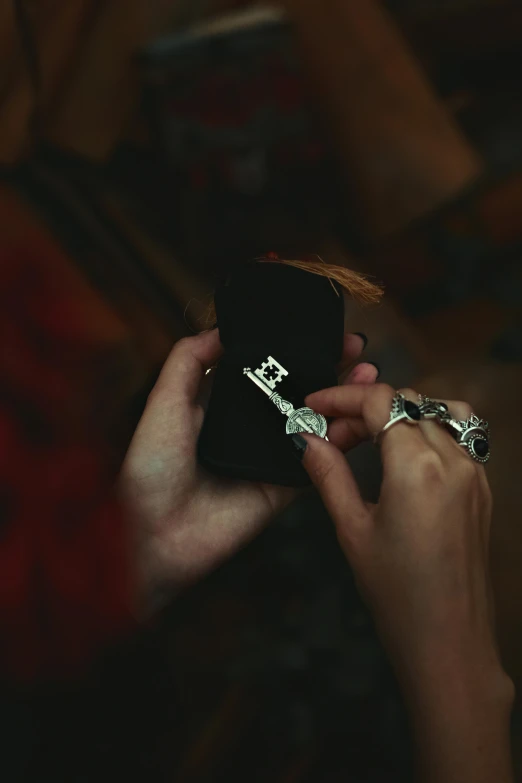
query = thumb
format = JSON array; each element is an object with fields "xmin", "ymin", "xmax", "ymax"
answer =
[{"xmin": 291, "ymin": 433, "xmax": 371, "ymax": 548}]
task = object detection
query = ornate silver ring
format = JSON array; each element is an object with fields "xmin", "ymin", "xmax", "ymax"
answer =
[
  {"xmin": 376, "ymin": 392, "xmax": 421, "ymax": 442},
  {"xmin": 418, "ymin": 394, "xmax": 450, "ymax": 420},
  {"xmin": 418, "ymin": 397, "xmax": 490, "ymax": 464},
  {"xmin": 443, "ymin": 414, "xmax": 491, "ymax": 464}
]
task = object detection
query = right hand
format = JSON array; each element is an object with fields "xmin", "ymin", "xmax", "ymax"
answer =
[{"xmin": 297, "ymin": 383, "xmax": 508, "ymax": 700}]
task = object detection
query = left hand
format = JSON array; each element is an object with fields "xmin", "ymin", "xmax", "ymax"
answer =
[{"xmin": 119, "ymin": 329, "xmax": 378, "ymax": 611}]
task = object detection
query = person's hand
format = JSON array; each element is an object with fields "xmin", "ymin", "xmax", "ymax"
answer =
[
  {"xmin": 119, "ymin": 329, "xmax": 378, "ymax": 611},
  {"xmin": 295, "ymin": 383, "xmax": 514, "ymax": 783},
  {"xmin": 297, "ymin": 382, "xmax": 499, "ymax": 677}
]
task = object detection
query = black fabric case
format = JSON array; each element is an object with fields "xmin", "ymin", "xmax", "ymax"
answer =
[{"xmin": 198, "ymin": 261, "xmax": 345, "ymax": 486}]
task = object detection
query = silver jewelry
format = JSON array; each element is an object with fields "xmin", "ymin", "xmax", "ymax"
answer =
[
  {"xmin": 443, "ymin": 414, "xmax": 491, "ymax": 464},
  {"xmin": 418, "ymin": 394, "xmax": 449, "ymax": 420},
  {"xmin": 243, "ymin": 355, "xmax": 328, "ymax": 440},
  {"xmin": 376, "ymin": 392, "xmax": 421, "ymax": 442},
  {"xmin": 418, "ymin": 396, "xmax": 490, "ymax": 463}
]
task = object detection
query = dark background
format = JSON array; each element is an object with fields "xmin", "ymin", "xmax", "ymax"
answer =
[{"xmin": 1, "ymin": 1, "xmax": 522, "ymax": 780}]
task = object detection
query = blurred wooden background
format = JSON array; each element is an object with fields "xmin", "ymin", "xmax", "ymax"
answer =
[{"xmin": 2, "ymin": 1, "xmax": 522, "ymax": 780}]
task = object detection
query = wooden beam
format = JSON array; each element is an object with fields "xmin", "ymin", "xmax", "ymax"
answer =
[
  {"xmin": 282, "ymin": 0, "xmax": 482, "ymax": 241},
  {"xmin": 398, "ymin": 2, "xmax": 522, "ymax": 64}
]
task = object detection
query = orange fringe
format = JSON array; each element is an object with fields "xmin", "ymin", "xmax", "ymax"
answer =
[{"xmin": 199, "ymin": 256, "xmax": 383, "ymax": 329}]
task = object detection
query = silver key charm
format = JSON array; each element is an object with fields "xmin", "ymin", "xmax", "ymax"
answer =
[{"xmin": 243, "ymin": 356, "xmax": 328, "ymax": 440}]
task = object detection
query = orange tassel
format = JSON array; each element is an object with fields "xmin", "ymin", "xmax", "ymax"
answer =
[{"xmin": 199, "ymin": 255, "xmax": 383, "ymax": 329}]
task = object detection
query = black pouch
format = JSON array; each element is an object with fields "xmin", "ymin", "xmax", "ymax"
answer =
[{"xmin": 198, "ymin": 261, "xmax": 345, "ymax": 486}]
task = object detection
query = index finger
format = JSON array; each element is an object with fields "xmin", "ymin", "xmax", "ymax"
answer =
[
  {"xmin": 306, "ymin": 384, "xmax": 379, "ymax": 421},
  {"xmin": 307, "ymin": 383, "xmax": 394, "ymax": 440},
  {"xmin": 308, "ymin": 383, "xmax": 426, "ymax": 453}
]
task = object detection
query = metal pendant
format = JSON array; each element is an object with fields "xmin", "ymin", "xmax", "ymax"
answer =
[{"xmin": 243, "ymin": 356, "xmax": 329, "ymax": 440}]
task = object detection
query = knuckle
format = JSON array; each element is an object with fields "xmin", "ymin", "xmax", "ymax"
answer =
[
  {"xmin": 173, "ymin": 336, "xmax": 193, "ymax": 355},
  {"xmin": 398, "ymin": 387, "xmax": 418, "ymax": 401},
  {"xmin": 375, "ymin": 382, "xmax": 395, "ymax": 400},
  {"xmin": 454, "ymin": 454, "xmax": 478, "ymax": 482},
  {"xmin": 455, "ymin": 400, "xmax": 473, "ymax": 419},
  {"xmin": 451, "ymin": 458, "xmax": 483, "ymax": 500},
  {"xmin": 363, "ymin": 382, "xmax": 394, "ymax": 418},
  {"xmin": 407, "ymin": 449, "xmax": 445, "ymax": 485},
  {"xmin": 363, "ymin": 383, "xmax": 399, "ymax": 435}
]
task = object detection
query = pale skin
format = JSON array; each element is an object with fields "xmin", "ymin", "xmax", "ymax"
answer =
[
  {"xmin": 120, "ymin": 330, "xmax": 514, "ymax": 782},
  {"xmin": 301, "ymin": 383, "xmax": 514, "ymax": 783},
  {"xmin": 119, "ymin": 328, "xmax": 378, "ymax": 604}
]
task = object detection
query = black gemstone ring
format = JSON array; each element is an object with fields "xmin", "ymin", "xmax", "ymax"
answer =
[
  {"xmin": 442, "ymin": 414, "xmax": 491, "ymax": 464},
  {"xmin": 466, "ymin": 436, "xmax": 490, "ymax": 463},
  {"xmin": 376, "ymin": 392, "xmax": 421, "ymax": 443}
]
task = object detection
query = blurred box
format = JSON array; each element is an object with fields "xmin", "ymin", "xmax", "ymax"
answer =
[{"xmin": 139, "ymin": 6, "xmax": 342, "ymax": 264}]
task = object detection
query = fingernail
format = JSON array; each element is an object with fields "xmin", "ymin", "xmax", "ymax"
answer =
[
  {"xmin": 354, "ymin": 332, "xmax": 368, "ymax": 350},
  {"xmin": 290, "ymin": 433, "xmax": 308, "ymax": 461},
  {"xmin": 367, "ymin": 361, "xmax": 381, "ymax": 379}
]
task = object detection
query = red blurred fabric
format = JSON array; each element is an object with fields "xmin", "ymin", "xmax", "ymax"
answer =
[{"xmin": 0, "ymin": 247, "xmax": 135, "ymax": 680}]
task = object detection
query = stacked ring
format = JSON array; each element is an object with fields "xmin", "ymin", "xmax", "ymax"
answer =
[
  {"xmin": 375, "ymin": 392, "xmax": 421, "ymax": 443},
  {"xmin": 417, "ymin": 394, "xmax": 449, "ymax": 420},
  {"xmin": 376, "ymin": 393, "xmax": 491, "ymax": 464},
  {"xmin": 418, "ymin": 396, "xmax": 490, "ymax": 464}
]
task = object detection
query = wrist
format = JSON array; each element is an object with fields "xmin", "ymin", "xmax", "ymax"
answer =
[
  {"xmin": 403, "ymin": 656, "xmax": 514, "ymax": 783},
  {"xmin": 398, "ymin": 644, "xmax": 514, "ymax": 720},
  {"xmin": 373, "ymin": 609, "xmax": 512, "ymax": 706}
]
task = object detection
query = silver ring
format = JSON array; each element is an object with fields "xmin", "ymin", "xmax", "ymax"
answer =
[
  {"xmin": 418, "ymin": 394, "xmax": 450, "ymax": 420},
  {"xmin": 418, "ymin": 396, "xmax": 490, "ymax": 463},
  {"xmin": 376, "ymin": 392, "xmax": 421, "ymax": 443},
  {"xmin": 443, "ymin": 414, "xmax": 491, "ymax": 464}
]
